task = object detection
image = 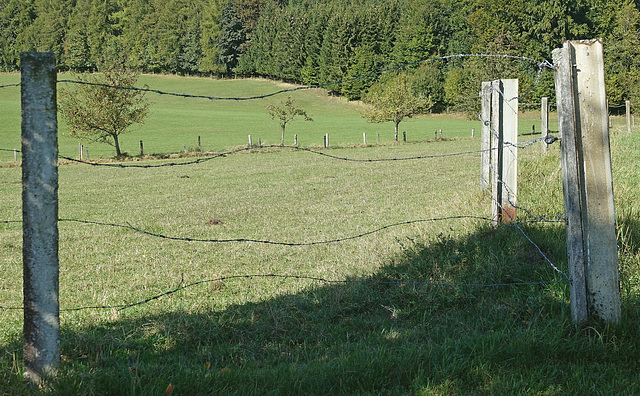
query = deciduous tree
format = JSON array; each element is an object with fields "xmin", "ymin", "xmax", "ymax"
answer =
[
  {"xmin": 363, "ymin": 73, "xmax": 432, "ymax": 141},
  {"xmin": 58, "ymin": 63, "xmax": 150, "ymax": 158},
  {"xmin": 266, "ymin": 96, "xmax": 313, "ymax": 146}
]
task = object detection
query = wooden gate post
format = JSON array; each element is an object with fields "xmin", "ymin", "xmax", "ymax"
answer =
[
  {"xmin": 21, "ymin": 52, "xmax": 60, "ymax": 384},
  {"xmin": 553, "ymin": 39, "xmax": 621, "ymax": 325}
]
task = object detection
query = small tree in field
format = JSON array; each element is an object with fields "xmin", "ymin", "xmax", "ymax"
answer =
[
  {"xmin": 59, "ymin": 63, "xmax": 150, "ymax": 157},
  {"xmin": 266, "ymin": 96, "xmax": 313, "ymax": 146},
  {"xmin": 363, "ymin": 73, "xmax": 432, "ymax": 141}
]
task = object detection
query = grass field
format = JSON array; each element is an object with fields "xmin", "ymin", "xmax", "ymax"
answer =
[
  {"xmin": 1, "ymin": 73, "xmax": 564, "ymax": 162},
  {"xmin": 2, "ymin": 74, "xmax": 640, "ymax": 394}
]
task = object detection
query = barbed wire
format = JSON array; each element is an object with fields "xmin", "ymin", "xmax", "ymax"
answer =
[
  {"xmin": 0, "ymin": 272, "xmax": 571, "ymax": 312},
  {"xmin": 56, "ymin": 144, "xmax": 492, "ymax": 168},
  {"xmin": 476, "ymin": 100, "xmax": 569, "ymax": 282},
  {"xmin": 56, "ymin": 216, "xmax": 493, "ymax": 246},
  {"xmin": 609, "ymin": 102, "xmax": 636, "ymax": 109},
  {"xmin": 496, "ymin": 178, "xmax": 567, "ymax": 223},
  {"xmin": 50, "ymin": 132, "xmax": 552, "ymax": 168},
  {"xmin": 0, "ymin": 83, "xmax": 20, "ymax": 88},
  {"xmin": 481, "ymin": 168, "xmax": 570, "ymax": 282},
  {"xmin": 0, "ymin": 54, "xmax": 571, "ymax": 315}
]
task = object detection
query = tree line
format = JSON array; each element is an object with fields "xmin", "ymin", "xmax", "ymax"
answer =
[{"xmin": 1, "ymin": 0, "xmax": 638, "ymax": 112}]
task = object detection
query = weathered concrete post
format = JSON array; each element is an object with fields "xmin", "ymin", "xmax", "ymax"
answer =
[
  {"xmin": 500, "ymin": 79, "xmax": 518, "ymax": 223},
  {"xmin": 626, "ymin": 100, "xmax": 631, "ymax": 134},
  {"xmin": 490, "ymin": 80, "xmax": 502, "ymax": 223},
  {"xmin": 554, "ymin": 39, "xmax": 621, "ymax": 325},
  {"xmin": 490, "ymin": 79, "xmax": 518, "ymax": 224},
  {"xmin": 21, "ymin": 52, "xmax": 60, "ymax": 384},
  {"xmin": 480, "ymin": 82, "xmax": 491, "ymax": 190},
  {"xmin": 541, "ymin": 97, "xmax": 549, "ymax": 153}
]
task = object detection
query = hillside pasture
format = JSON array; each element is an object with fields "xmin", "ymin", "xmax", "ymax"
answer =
[
  {"xmin": 1, "ymin": 73, "xmax": 560, "ymax": 162},
  {"xmin": 1, "ymin": 74, "xmax": 640, "ymax": 394}
]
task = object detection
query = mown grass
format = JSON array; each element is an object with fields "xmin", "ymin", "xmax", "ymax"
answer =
[
  {"xmin": 1, "ymin": 75, "xmax": 640, "ymax": 394},
  {"xmin": 1, "ymin": 72, "xmax": 561, "ymax": 163}
]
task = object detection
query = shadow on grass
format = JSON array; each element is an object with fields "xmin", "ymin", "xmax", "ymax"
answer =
[{"xmin": 3, "ymin": 222, "xmax": 640, "ymax": 395}]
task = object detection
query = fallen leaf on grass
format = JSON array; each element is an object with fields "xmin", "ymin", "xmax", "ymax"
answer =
[{"xmin": 165, "ymin": 383, "xmax": 174, "ymax": 394}]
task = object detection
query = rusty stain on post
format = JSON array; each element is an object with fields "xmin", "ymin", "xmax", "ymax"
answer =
[{"xmin": 500, "ymin": 79, "xmax": 518, "ymax": 224}]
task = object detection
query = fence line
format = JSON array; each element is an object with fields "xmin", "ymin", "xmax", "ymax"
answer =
[
  {"xmin": 476, "ymin": 82, "xmax": 569, "ymax": 281},
  {"xmin": 74, "ymin": 216, "xmax": 498, "ymax": 246},
  {"xmin": 0, "ymin": 53, "xmax": 571, "ymax": 319},
  {"xmin": 3, "ymin": 132, "xmax": 555, "ymax": 168}
]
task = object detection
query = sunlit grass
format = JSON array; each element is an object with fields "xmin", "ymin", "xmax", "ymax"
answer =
[{"xmin": 1, "ymin": 73, "xmax": 558, "ymax": 163}]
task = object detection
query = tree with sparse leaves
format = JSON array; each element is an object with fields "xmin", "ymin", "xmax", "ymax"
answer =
[
  {"xmin": 363, "ymin": 73, "xmax": 432, "ymax": 141},
  {"xmin": 266, "ymin": 96, "xmax": 313, "ymax": 146},
  {"xmin": 58, "ymin": 62, "xmax": 150, "ymax": 158}
]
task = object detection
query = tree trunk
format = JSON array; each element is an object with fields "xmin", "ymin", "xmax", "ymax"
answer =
[
  {"xmin": 114, "ymin": 135, "xmax": 122, "ymax": 157},
  {"xmin": 394, "ymin": 122, "xmax": 400, "ymax": 141},
  {"xmin": 281, "ymin": 125, "xmax": 286, "ymax": 146}
]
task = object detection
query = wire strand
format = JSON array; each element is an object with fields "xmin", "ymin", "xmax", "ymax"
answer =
[
  {"xmin": 56, "ymin": 53, "xmax": 553, "ymax": 101},
  {"xmin": 0, "ymin": 273, "xmax": 570, "ymax": 312},
  {"xmin": 59, "ymin": 216, "xmax": 493, "ymax": 246}
]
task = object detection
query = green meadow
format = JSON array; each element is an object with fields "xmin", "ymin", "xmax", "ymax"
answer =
[
  {"xmin": 1, "ymin": 74, "xmax": 640, "ymax": 394},
  {"xmin": 1, "ymin": 73, "xmax": 558, "ymax": 162}
]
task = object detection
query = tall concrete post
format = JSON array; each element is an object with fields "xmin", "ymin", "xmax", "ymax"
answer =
[
  {"xmin": 21, "ymin": 52, "xmax": 60, "ymax": 384},
  {"xmin": 554, "ymin": 40, "xmax": 621, "ymax": 325}
]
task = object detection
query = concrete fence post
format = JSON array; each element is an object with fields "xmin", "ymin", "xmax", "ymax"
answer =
[
  {"xmin": 489, "ymin": 79, "xmax": 518, "ymax": 224},
  {"xmin": 21, "ymin": 51, "xmax": 60, "ymax": 384},
  {"xmin": 626, "ymin": 100, "xmax": 631, "ymax": 134},
  {"xmin": 541, "ymin": 97, "xmax": 549, "ymax": 153},
  {"xmin": 480, "ymin": 82, "xmax": 491, "ymax": 190},
  {"xmin": 553, "ymin": 39, "xmax": 621, "ymax": 325}
]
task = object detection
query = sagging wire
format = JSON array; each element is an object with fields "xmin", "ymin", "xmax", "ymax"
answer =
[
  {"xmin": 56, "ymin": 53, "xmax": 554, "ymax": 102},
  {"xmin": 0, "ymin": 273, "xmax": 570, "ymax": 313}
]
